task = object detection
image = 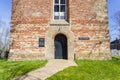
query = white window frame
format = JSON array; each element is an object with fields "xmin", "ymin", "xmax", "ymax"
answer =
[{"xmin": 53, "ymin": 0, "xmax": 67, "ymax": 21}]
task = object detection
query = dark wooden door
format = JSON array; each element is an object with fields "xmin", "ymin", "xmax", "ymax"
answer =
[
  {"xmin": 54, "ymin": 34, "xmax": 68, "ymax": 59},
  {"xmin": 55, "ymin": 41, "xmax": 63, "ymax": 59}
]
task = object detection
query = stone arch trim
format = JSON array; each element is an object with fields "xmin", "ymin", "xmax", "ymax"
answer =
[
  {"xmin": 45, "ymin": 26, "xmax": 74, "ymax": 60},
  {"xmin": 52, "ymin": 32, "xmax": 70, "ymax": 39}
]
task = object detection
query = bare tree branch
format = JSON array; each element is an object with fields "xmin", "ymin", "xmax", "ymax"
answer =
[{"xmin": 112, "ymin": 11, "xmax": 120, "ymax": 26}]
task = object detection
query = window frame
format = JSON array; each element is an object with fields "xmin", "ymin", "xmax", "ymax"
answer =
[{"xmin": 53, "ymin": 0, "xmax": 67, "ymax": 21}]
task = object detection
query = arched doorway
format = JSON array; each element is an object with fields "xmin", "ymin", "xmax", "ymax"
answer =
[{"xmin": 54, "ymin": 34, "xmax": 68, "ymax": 59}]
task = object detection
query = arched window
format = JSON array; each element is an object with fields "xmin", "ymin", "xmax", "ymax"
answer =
[{"xmin": 54, "ymin": 0, "xmax": 67, "ymax": 20}]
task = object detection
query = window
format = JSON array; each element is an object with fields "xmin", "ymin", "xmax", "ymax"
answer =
[
  {"xmin": 54, "ymin": 0, "xmax": 67, "ymax": 20},
  {"xmin": 39, "ymin": 38, "xmax": 45, "ymax": 47}
]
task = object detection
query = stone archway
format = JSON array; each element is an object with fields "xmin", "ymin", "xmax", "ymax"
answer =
[
  {"xmin": 45, "ymin": 26, "xmax": 74, "ymax": 60},
  {"xmin": 54, "ymin": 34, "xmax": 68, "ymax": 59}
]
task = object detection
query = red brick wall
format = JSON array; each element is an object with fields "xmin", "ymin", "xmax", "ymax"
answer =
[
  {"xmin": 69, "ymin": 0, "xmax": 110, "ymax": 59},
  {"xmin": 10, "ymin": 0, "xmax": 51, "ymax": 60},
  {"xmin": 10, "ymin": 0, "xmax": 111, "ymax": 60},
  {"xmin": 11, "ymin": 0, "xmax": 51, "ymax": 24}
]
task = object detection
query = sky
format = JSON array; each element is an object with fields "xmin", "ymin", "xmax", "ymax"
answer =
[
  {"xmin": 108, "ymin": 0, "xmax": 120, "ymax": 41},
  {"xmin": 0, "ymin": 0, "xmax": 12, "ymax": 28},
  {"xmin": 0, "ymin": 0, "xmax": 120, "ymax": 42},
  {"xmin": 108, "ymin": 0, "xmax": 120, "ymax": 25}
]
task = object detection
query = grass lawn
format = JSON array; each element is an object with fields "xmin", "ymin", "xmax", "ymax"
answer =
[
  {"xmin": 0, "ymin": 59, "xmax": 47, "ymax": 80},
  {"xmin": 47, "ymin": 57, "xmax": 120, "ymax": 80}
]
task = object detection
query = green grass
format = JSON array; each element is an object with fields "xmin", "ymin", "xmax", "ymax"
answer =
[
  {"xmin": 0, "ymin": 59, "xmax": 47, "ymax": 80},
  {"xmin": 47, "ymin": 57, "xmax": 120, "ymax": 80}
]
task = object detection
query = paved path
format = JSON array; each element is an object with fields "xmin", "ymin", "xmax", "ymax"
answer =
[{"xmin": 14, "ymin": 59, "xmax": 77, "ymax": 80}]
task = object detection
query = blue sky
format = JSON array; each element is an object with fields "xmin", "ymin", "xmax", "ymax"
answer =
[
  {"xmin": 108, "ymin": 0, "xmax": 120, "ymax": 25},
  {"xmin": 0, "ymin": 0, "xmax": 12, "ymax": 28},
  {"xmin": 0, "ymin": 0, "xmax": 120, "ymax": 42},
  {"xmin": 108, "ymin": 0, "xmax": 120, "ymax": 41}
]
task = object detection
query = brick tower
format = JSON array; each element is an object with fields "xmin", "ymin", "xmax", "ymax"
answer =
[{"xmin": 10, "ymin": 0, "xmax": 111, "ymax": 60}]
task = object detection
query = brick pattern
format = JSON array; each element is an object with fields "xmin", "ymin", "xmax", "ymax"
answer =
[
  {"xmin": 70, "ymin": 0, "xmax": 111, "ymax": 59},
  {"xmin": 10, "ymin": 24, "xmax": 46, "ymax": 60},
  {"xmin": 10, "ymin": 0, "xmax": 111, "ymax": 60}
]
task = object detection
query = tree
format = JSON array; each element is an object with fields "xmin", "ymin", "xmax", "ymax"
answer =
[
  {"xmin": 0, "ymin": 20, "xmax": 10, "ymax": 58},
  {"xmin": 0, "ymin": 21, "xmax": 5, "ymax": 58},
  {"xmin": 111, "ymin": 11, "xmax": 120, "ymax": 39},
  {"xmin": 112, "ymin": 11, "xmax": 120, "ymax": 26},
  {"xmin": 4, "ymin": 27, "xmax": 10, "ymax": 58},
  {"xmin": 110, "ymin": 11, "xmax": 120, "ymax": 55}
]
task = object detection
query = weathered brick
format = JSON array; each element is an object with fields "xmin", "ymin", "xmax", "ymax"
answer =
[{"xmin": 10, "ymin": 0, "xmax": 111, "ymax": 60}]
